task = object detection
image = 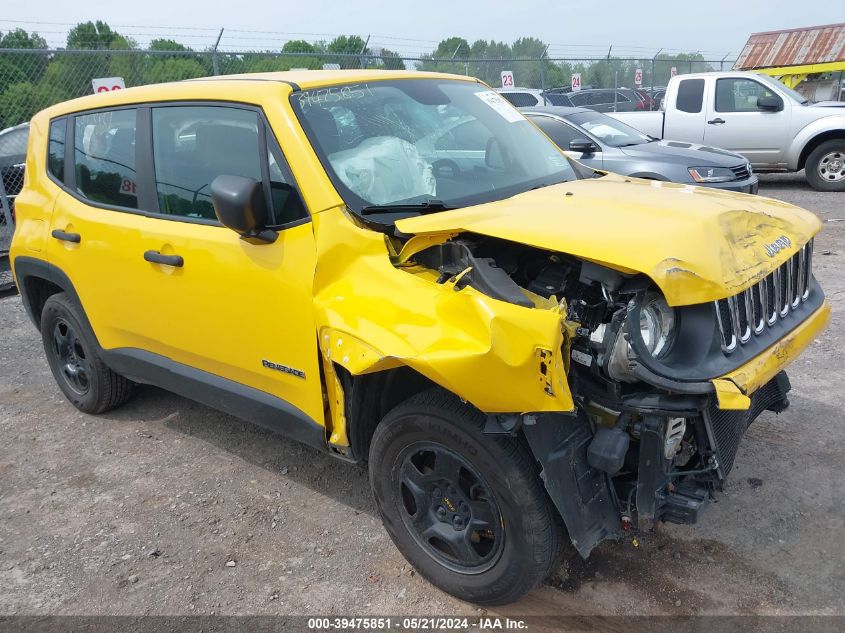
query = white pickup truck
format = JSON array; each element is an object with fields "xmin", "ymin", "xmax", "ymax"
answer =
[{"xmin": 610, "ymin": 71, "xmax": 845, "ymax": 191}]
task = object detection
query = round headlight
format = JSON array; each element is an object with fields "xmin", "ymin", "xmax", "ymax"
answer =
[{"xmin": 639, "ymin": 294, "xmax": 676, "ymax": 358}]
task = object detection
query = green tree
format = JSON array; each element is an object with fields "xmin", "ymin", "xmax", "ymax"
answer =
[
  {"xmin": 282, "ymin": 40, "xmax": 317, "ymax": 54},
  {"xmin": 0, "ymin": 28, "xmax": 49, "ymax": 85},
  {"xmin": 379, "ymin": 48, "xmax": 405, "ymax": 70},
  {"xmin": 149, "ymin": 38, "xmax": 192, "ymax": 53},
  {"xmin": 431, "ymin": 37, "xmax": 470, "ymax": 59},
  {"xmin": 0, "ymin": 80, "xmax": 71, "ymax": 128},
  {"xmin": 145, "ymin": 57, "xmax": 207, "ymax": 83},
  {"xmin": 67, "ymin": 21, "xmax": 119, "ymax": 50},
  {"xmin": 326, "ymin": 35, "xmax": 368, "ymax": 68}
]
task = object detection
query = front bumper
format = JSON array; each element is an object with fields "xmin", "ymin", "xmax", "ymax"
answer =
[
  {"xmin": 701, "ymin": 174, "xmax": 759, "ymax": 194},
  {"xmin": 628, "ymin": 300, "xmax": 830, "ymax": 410}
]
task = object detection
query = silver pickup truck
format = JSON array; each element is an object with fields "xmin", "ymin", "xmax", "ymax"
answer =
[{"xmin": 610, "ymin": 71, "xmax": 845, "ymax": 191}]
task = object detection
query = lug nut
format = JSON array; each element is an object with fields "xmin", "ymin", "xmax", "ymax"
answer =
[
  {"xmin": 453, "ymin": 516, "xmax": 464, "ymax": 528},
  {"xmin": 436, "ymin": 506, "xmax": 447, "ymax": 518}
]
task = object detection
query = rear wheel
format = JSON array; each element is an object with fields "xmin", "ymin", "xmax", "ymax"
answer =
[
  {"xmin": 40, "ymin": 293, "xmax": 133, "ymax": 414},
  {"xmin": 805, "ymin": 140, "xmax": 845, "ymax": 191},
  {"xmin": 369, "ymin": 389, "xmax": 565, "ymax": 605}
]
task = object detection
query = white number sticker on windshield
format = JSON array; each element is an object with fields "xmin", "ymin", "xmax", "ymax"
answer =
[{"xmin": 474, "ymin": 91, "xmax": 524, "ymax": 123}]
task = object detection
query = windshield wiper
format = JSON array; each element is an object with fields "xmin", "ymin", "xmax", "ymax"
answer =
[{"xmin": 360, "ymin": 200, "xmax": 453, "ymax": 215}]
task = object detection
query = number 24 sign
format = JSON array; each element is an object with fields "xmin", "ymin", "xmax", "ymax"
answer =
[{"xmin": 501, "ymin": 70, "xmax": 514, "ymax": 88}]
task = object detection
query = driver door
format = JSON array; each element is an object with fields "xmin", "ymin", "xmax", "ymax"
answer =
[{"xmin": 126, "ymin": 104, "xmax": 324, "ymax": 424}]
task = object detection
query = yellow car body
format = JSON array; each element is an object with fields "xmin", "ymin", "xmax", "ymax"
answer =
[{"xmin": 9, "ymin": 70, "xmax": 828, "ymax": 604}]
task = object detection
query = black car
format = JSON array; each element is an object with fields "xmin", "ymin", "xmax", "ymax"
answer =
[
  {"xmin": 567, "ymin": 88, "xmax": 647, "ymax": 113},
  {"xmin": 498, "ymin": 89, "xmax": 575, "ymax": 107},
  {"xmin": 0, "ymin": 123, "xmax": 28, "ymax": 292}
]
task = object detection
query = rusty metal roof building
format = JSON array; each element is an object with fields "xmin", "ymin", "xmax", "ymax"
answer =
[{"xmin": 734, "ymin": 23, "xmax": 845, "ymax": 69}]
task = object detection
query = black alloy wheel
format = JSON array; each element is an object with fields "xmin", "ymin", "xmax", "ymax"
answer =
[{"xmin": 396, "ymin": 442, "xmax": 504, "ymax": 573}]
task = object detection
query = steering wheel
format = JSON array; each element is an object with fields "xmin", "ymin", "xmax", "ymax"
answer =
[{"xmin": 431, "ymin": 159, "xmax": 461, "ymax": 179}]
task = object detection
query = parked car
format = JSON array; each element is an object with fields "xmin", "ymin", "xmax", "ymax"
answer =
[
  {"xmin": 498, "ymin": 88, "xmax": 574, "ymax": 107},
  {"xmin": 634, "ymin": 88, "xmax": 657, "ymax": 111},
  {"xmin": 523, "ymin": 106, "xmax": 758, "ymax": 193},
  {"xmin": 0, "ymin": 122, "xmax": 29, "ymax": 292},
  {"xmin": 11, "ymin": 70, "xmax": 828, "ymax": 605},
  {"xmin": 567, "ymin": 88, "xmax": 647, "ymax": 112},
  {"xmin": 0, "ymin": 122, "xmax": 29, "ymax": 205},
  {"xmin": 609, "ymin": 71, "xmax": 845, "ymax": 190}
]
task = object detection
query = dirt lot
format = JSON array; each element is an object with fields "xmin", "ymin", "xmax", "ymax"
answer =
[{"xmin": 0, "ymin": 173, "xmax": 843, "ymax": 620}]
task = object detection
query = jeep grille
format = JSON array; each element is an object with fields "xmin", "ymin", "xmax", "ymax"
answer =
[{"xmin": 714, "ymin": 239, "xmax": 813, "ymax": 353}]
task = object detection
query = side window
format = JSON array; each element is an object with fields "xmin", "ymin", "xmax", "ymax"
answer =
[
  {"xmin": 530, "ymin": 116, "xmax": 581, "ymax": 149},
  {"xmin": 501, "ymin": 92, "xmax": 539, "ymax": 107},
  {"xmin": 545, "ymin": 93, "xmax": 572, "ymax": 107},
  {"xmin": 435, "ymin": 119, "xmax": 492, "ymax": 152},
  {"xmin": 48, "ymin": 119, "xmax": 66, "ymax": 182},
  {"xmin": 152, "ymin": 106, "xmax": 261, "ymax": 219},
  {"xmin": 568, "ymin": 92, "xmax": 589, "ymax": 106},
  {"xmin": 265, "ymin": 129, "xmax": 307, "ymax": 225},
  {"xmin": 715, "ymin": 78, "xmax": 776, "ymax": 113},
  {"xmin": 676, "ymin": 79, "xmax": 705, "ymax": 113},
  {"xmin": 73, "ymin": 109, "xmax": 138, "ymax": 209},
  {"xmin": 615, "ymin": 92, "xmax": 631, "ymax": 103}
]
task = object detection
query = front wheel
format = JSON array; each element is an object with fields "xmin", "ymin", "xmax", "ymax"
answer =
[
  {"xmin": 369, "ymin": 389, "xmax": 565, "ymax": 605},
  {"xmin": 805, "ymin": 140, "xmax": 845, "ymax": 191}
]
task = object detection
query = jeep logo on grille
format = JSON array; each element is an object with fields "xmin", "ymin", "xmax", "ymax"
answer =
[{"xmin": 764, "ymin": 235, "xmax": 791, "ymax": 257}]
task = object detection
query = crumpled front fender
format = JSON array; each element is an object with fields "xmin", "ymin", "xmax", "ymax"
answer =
[{"xmin": 311, "ymin": 207, "xmax": 574, "ymax": 415}]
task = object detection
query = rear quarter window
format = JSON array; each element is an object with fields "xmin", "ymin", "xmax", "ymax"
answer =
[{"xmin": 48, "ymin": 119, "xmax": 66, "ymax": 182}]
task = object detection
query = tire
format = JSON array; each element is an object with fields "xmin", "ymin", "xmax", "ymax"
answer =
[
  {"xmin": 805, "ymin": 139, "xmax": 845, "ymax": 192},
  {"xmin": 40, "ymin": 293, "xmax": 134, "ymax": 414},
  {"xmin": 369, "ymin": 389, "xmax": 565, "ymax": 605}
]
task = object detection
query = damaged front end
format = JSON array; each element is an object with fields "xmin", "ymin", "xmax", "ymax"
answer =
[{"xmin": 392, "ymin": 229, "xmax": 825, "ymax": 557}]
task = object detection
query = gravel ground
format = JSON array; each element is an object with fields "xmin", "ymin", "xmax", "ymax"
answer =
[{"xmin": 0, "ymin": 173, "xmax": 843, "ymax": 619}]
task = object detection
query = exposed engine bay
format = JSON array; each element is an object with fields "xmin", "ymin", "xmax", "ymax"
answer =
[{"xmin": 404, "ymin": 233, "xmax": 793, "ymax": 555}]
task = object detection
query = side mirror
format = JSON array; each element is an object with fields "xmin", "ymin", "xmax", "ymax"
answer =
[
  {"xmin": 756, "ymin": 95, "xmax": 783, "ymax": 112},
  {"xmin": 569, "ymin": 138, "xmax": 599, "ymax": 153},
  {"xmin": 211, "ymin": 175, "xmax": 277, "ymax": 244}
]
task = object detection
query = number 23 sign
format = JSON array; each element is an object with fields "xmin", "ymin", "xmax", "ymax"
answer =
[{"xmin": 501, "ymin": 70, "xmax": 514, "ymax": 88}]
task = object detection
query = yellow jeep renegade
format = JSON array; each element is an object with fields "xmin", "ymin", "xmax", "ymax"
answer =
[{"xmin": 10, "ymin": 70, "xmax": 829, "ymax": 605}]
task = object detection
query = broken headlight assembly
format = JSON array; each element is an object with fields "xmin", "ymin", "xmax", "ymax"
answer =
[
  {"xmin": 638, "ymin": 293, "xmax": 677, "ymax": 358},
  {"xmin": 606, "ymin": 291, "xmax": 678, "ymax": 383}
]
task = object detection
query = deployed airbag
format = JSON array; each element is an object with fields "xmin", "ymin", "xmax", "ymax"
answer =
[{"xmin": 328, "ymin": 136, "xmax": 436, "ymax": 205}]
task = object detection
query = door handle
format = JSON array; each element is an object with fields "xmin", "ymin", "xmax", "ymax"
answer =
[
  {"xmin": 51, "ymin": 229, "xmax": 81, "ymax": 243},
  {"xmin": 144, "ymin": 250, "xmax": 184, "ymax": 267},
  {"xmin": 707, "ymin": 118, "xmax": 726, "ymax": 125}
]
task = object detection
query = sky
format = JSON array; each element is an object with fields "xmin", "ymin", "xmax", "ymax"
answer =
[{"xmin": 3, "ymin": 0, "xmax": 844, "ymax": 59}]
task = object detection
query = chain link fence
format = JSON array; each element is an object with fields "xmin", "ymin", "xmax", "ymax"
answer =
[
  {"xmin": 0, "ymin": 121, "xmax": 26, "ymax": 291},
  {"xmin": 0, "ymin": 48, "xmax": 737, "ymax": 129}
]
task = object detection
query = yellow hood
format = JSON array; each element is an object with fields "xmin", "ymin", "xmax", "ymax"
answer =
[{"xmin": 395, "ymin": 174, "xmax": 822, "ymax": 306}]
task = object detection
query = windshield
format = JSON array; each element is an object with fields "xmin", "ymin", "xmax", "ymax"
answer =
[
  {"xmin": 756, "ymin": 74, "xmax": 808, "ymax": 104},
  {"xmin": 291, "ymin": 79, "xmax": 577, "ymax": 213},
  {"xmin": 566, "ymin": 111, "xmax": 652, "ymax": 147}
]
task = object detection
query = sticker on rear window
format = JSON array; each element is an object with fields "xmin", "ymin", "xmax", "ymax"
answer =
[{"xmin": 474, "ymin": 91, "xmax": 524, "ymax": 123}]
